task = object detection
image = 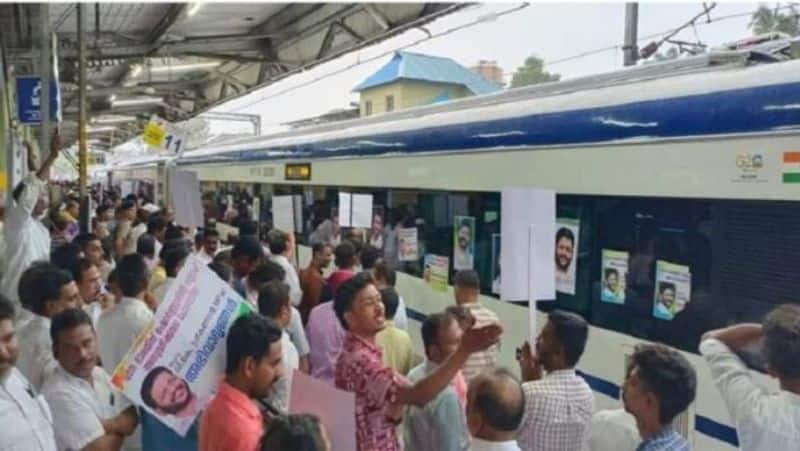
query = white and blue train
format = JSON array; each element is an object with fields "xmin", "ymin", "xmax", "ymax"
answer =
[{"xmin": 114, "ymin": 44, "xmax": 800, "ymax": 450}]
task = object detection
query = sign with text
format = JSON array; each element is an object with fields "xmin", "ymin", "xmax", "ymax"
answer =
[
  {"xmin": 111, "ymin": 256, "xmax": 253, "ymax": 435},
  {"xmin": 16, "ymin": 76, "xmax": 61, "ymax": 124}
]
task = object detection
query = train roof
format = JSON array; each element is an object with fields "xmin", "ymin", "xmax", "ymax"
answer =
[{"xmin": 177, "ymin": 44, "xmax": 800, "ymax": 166}]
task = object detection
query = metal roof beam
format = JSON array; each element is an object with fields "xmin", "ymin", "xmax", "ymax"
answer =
[
  {"xmin": 60, "ymin": 34, "xmax": 269, "ymax": 60},
  {"xmin": 316, "ymin": 23, "xmax": 337, "ymax": 59},
  {"xmin": 146, "ymin": 4, "xmax": 187, "ymax": 48},
  {"xmin": 335, "ymin": 20, "xmax": 364, "ymax": 42},
  {"xmin": 363, "ymin": 4, "xmax": 392, "ymax": 30}
]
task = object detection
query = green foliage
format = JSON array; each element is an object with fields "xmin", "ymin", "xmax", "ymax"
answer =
[
  {"xmin": 510, "ymin": 56, "xmax": 561, "ymax": 88},
  {"xmin": 749, "ymin": 4, "xmax": 799, "ymax": 36}
]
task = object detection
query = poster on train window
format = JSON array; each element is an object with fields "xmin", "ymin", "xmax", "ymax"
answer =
[
  {"xmin": 453, "ymin": 216, "xmax": 476, "ymax": 271},
  {"xmin": 652, "ymin": 260, "xmax": 692, "ymax": 321},
  {"xmin": 424, "ymin": 254, "xmax": 450, "ymax": 292},
  {"xmin": 369, "ymin": 206, "xmax": 385, "ymax": 250},
  {"xmin": 555, "ymin": 218, "xmax": 580, "ymax": 295},
  {"xmin": 398, "ymin": 227, "xmax": 418, "ymax": 261},
  {"xmin": 110, "ymin": 256, "xmax": 253, "ymax": 435},
  {"xmin": 600, "ymin": 250, "xmax": 628, "ymax": 304},
  {"xmin": 491, "ymin": 234, "xmax": 501, "ymax": 295}
]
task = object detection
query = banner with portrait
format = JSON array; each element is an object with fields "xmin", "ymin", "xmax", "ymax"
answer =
[
  {"xmin": 652, "ymin": 260, "xmax": 692, "ymax": 321},
  {"xmin": 555, "ymin": 218, "xmax": 580, "ymax": 295},
  {"xmin": 424, "ymin": 254, "xmax": 450, "ymax": 292},
  {"xmin": 398, "ymin": 227, "xmax": 418, "ymax": 262},
  {"xmin": 453, "ymin": 216, "xmax": 476, "ymax": 271},
  {"xmin": 111, "ymin": 256, "xmax": 253, "ymax": 435},
  {"xmin": 600, "ymin": 249, "xmax": 628, "ymax": 304}
]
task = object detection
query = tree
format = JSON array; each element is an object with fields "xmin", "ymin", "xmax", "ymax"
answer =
[
  {"xmin": 510, "ymin": 56, "xmax": 561, "ymax": 88},
  {"xmin": 749, "ymin": 3, "xmax": 799, "ymax": 36}
]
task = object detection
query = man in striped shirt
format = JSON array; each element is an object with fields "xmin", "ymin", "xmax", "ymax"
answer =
[
  {"xmin": 453, "ymin": 270, "xmax": 500, "ymax": 381},
  {"xmin": 622, "ymin": 344, "xmax": 696, "ymax": 451}
]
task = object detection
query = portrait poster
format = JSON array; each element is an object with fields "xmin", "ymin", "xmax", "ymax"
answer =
[
  {"xmin": 600, "ymin": 250, "xmax": 628, "ymax": 305},
  {"xmin": 453, "ymin": 215, "xmax": 476, "ymax": 271},
  {"xmin": 397, "ymin": 227, "xmax": 418, "ymax": 262},
  {"xmin": 491, "ymin": 234, "xmax": 501, "ymax": 295},
  {"xmin": 652, "ymin": 260, "xmax": 692, "ymax": 321},
  {"xmin": 111, "ymin": 256, "xmax": 253, "ymax": 435},
  {"xmin": 369, "ymin": 206, "xmax": 385, "ymax": 250},
  {"xmin": 424, "ymin": 254, "xmax": 450, "ymax": 292},
  {"xmin": 555, "ymin": 218, "xmax": 580, "ymax": 295}
]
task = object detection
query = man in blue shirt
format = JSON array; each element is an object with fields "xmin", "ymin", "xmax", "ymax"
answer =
[{"xmin": 622, "ymin": 344, "xmax": 696, "ymax": 451}]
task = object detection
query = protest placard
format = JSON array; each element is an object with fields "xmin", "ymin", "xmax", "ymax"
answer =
[{"xmin": 110, "ymin": 256, "xmax": 253, "ymax": 435}]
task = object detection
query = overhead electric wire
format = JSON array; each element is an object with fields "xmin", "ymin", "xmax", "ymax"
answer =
[
  {"xmin": 227, "ymin": 2, "xmax": 530, "ymax": 112},
  {"xmin": 227, "ymin": 3, "xmax": 795, "ymax": 112}
]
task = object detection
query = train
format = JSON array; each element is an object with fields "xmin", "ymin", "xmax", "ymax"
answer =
[{"xmin": 112, "ymin": 43, "xmax": 800, "ymax": 450}]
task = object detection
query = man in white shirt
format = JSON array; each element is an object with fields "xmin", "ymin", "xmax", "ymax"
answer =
[
  {"xmin": 267, "ymin": 229, "xmax": 303, "ymax": 307},
  {"xmin": 700, "ymin": 304, "xmax": 800, "ymax": 451},
  {"xmin": 0, "ymin": 294, "xmax": 58, "ymax": 451},
  {"xmin": 97, "ymin": 254, "xmax": 155, "ymax": 374},
  {"xmin": 257, "ymin": 280, "xmax": 300, "ymax": 411},
  {"xmin": 152, "ymin": 245, "xmax": 190, "ymax": 306},
  {"xmin": 42, "ymin": 308, "xmax": 138, "ymax": 451},
  {"xmin": 516, "ymin": 310, "xmax": 594, "ymax": 451},
  {"xmin": 194, "ymin": 229, "xmax": 219, "ymax": 265},
  {"xmin": 16, "ymin": 263, "xmax": 81, "ymax": 390},
  {"xmin": 1, "ymin": 135, "xmax": 61, "ymax": 318},
  {"xmin": 466, "ymin": 368, "xmax": 525, "ymax": 451}
]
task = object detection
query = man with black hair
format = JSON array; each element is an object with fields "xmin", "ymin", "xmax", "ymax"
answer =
[
  {"xmin": 299, "ymin": 242, "xmax": 332, "ymax": 324},
  {"xmin": 516, "ymin": 310, "xmax": 594, "ymax": 451},
  {"xmin": 42, "ymin": 308, "xmax": 139, "ymax": 451},
  {"xmin": 137, "ymin": 233, "xmax": 158, "ymax": 270},
  {"xmin": 261, "ymin": 414, "xmax": 330, "ymax": 451},
  {"xmin": 195, "ymin": 229, "xmax": 220, "ymax": 264},
  {"xmin": 208, "ymin": 261, "xmax": 233, "ymax": 284},
  {"xmin": 466, "ymin": 368, "xmax": 525, "ymax": 451},
  {"xmin": 113, "ymin": 199, "xmax": 138, "ymax": 258},
  {"xmin": 268, "ymin": 229, "xmax": 303, "ymax": 307},
  {"xmin": 360, "ymin": 244, "xmax": 382, "ymax": 271},
  {"xmin": 257, "ymin": 281, "xmax": 300, "ymax": 411},
  {"xmin": 16, "ymin": 263, "xmax": 80, "ymax": 390},
  {"xmin": 200, "ymin": 314, "xmax": 284, "ymax": 451},
  {"xmin": 1, "ymin": 134, "xmax": 61, "ymax": 310},
  {"xmin": 246, "ymin": 261, "xmax": 310, "ymax": 375},
  {"xmin": 701, "ymin": 304, "xmax": 800, "ymax": 450},
  {"xmin": 622, "ymin": 344, "xmax": 696, "ymax": 450},
  {"xmin": 147, "ymin": 214, "xmax": 167, "ymax": 255},
  {"xmin": 375, "ymin": 287, "xmax": 414, "ymax": 374},
  {"xmin": 373, "ymin": 261, "xmax": 408, "ymax": 330},
  {"xmin": 152, "ymin": 245, "xmax": 190, "ymax": 306},
  {"xmin": 454, "ymin": 270, "xmax": 500, "ymax": 381},
  {"xmin": 404, "ymin": 311, "xmax": 470, "ymax": 451},
  {"xmin": 97, "ymin": 254, "xmax": 154, "ymax": 374},
  {"xmin": 73, "ymin": 259, "xmax": 114, "ymax": 327},
  {"xmin": 74, "ymin": 233, "xmax": 113, "ymax": 282},
  {"xmin": 334, "ymin": 272, "xmax": 502, "ymax": 451},
  {"xmin": 50, "ymin": 241, "xmax": 84, "ymax": 274},
  {"xmin": 327, "ymin": 241, "xmax": 358, "ymax": 297},
  {"xmin": 230, "ymin": 236, "xmax": 264, "ymax": 297},
  {"xmin": 0, "ymin": 293, "xmax": 59, "ymax": 451}
]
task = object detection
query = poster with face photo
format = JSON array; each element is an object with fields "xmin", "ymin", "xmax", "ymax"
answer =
[
  {"xmin": 397, "ymin": 227, "xmax": 418, "ymax": 261},
  {"xmin": 369, "ymin": 206, "xmax": 385, "ymax": 250},
  {"xmin": 652, "ymin": 260, "xmax": 692, "ymax": 321},
  {"xmin": 555, "ymin": 218, "xmax": 580, "ymax": 295},
  {"xmin": 491, "ymin": 234, "xmax": 501, "ymax": 295},
  {"xmin": 600, "ymin": 250, "xmax": 628, "ymax": 304},
  {"xmin": 453, "ymin": 216, "xmax": 476, "ymax": 271}
]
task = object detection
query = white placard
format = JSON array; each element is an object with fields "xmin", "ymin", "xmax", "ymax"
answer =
[
  {"xmin": 252, "ymin": 197, "xmax": 261, "ymax": 222},
  {"xmin": 351, "ymin": 194, "xmax": 373, "ymax": 228},
  {"xmin": 169, "ymin": 170, "xmax": 204, "ymax": 229},
  {"xmin": 289, "ymin": 370, "xmax": 356, "ymax": 451},
  {"xmin": 338, "ymin": 192, "xmax": 352, "ymax": 227},
  {"xmin": 500, "ymin": 188, "xmax": 556, "ymax": 302},
  {"xmin": 272, "ymin": 195, "xmax": 295, "ymax": 232},
  {"xmin": 293, "ymin": 195, "xmax": 303, "ymax": 232}
]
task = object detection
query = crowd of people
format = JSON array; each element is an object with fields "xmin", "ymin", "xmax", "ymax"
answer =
[{"xmin": 1, "ymin": 135, "xmax": 799, "ymax": 451}]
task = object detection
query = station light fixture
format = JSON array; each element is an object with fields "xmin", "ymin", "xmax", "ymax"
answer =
[
  {"xmin": 112, "ymin": 97, "xmax": 164, "ymax": 107},
  {"xmin": 149, "ymin": 61, "xmax": 220, "ymax": 73}
]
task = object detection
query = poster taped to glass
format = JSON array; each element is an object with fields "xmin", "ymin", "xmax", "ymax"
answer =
[
  {"xmin": 600, "ymin": 250, "xmax": 627, "ymax": 305},
  {"xmin": 398, "ymin": 227, "xmax": 418, "ymax": 261},
  {"xmin": 555, "ymin": 218, "xmax": 580, "ymax": 295},
  {"xmin": 652, "ymin": 260, "xmax": 692, "ymax": 321},
  {"xmin": 424, "ymin": 254, "xmax": 449, "ymax": 292}
]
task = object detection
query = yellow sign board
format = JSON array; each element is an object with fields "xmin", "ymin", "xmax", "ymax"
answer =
[{"xmin": 143, "ymin": 121, "xmax": 166, "ymax": 148}]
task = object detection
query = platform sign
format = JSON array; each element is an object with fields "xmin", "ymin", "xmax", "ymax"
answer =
[
  {"xmin": 16, "ymin": 76, "xmax": 61, "ymax": 125},
  {"xmin": 143, "ymin": 121, "xmax": 167, "ymax": 148}
]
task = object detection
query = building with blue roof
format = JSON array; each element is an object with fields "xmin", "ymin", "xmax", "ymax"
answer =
[{"xmin": 353, "ymin": 51, "xmax": 501, "ymax": 117}]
